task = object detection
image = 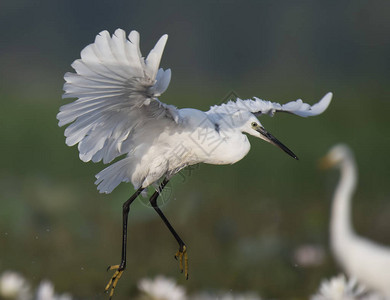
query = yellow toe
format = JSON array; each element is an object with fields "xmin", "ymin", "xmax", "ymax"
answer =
[
  {"xmin": 175, "ymin": 245, "xmax": 188, "ymax": 279},
  {"xmin": 105, "ymin": 266, "xmax": 124, "ymax": 299}
]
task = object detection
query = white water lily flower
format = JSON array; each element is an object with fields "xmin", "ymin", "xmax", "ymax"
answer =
[
  {"xmin": 0, "ymin": 271, "xmax": 31, "ymax": 300},
  {"xmin": 35, "ymin": 280, "xmax": 72, "ymax": 300},
  {"xmin": 311, "ymin": 274, "xmax": 390, "ymax": 300},
  {"xmin": 311, "ymin": 274, "xmax": 366, "ymax": 300},
  {"xmin": 138, "ymin": 276, "xmax": 187, "ymax": 300}
]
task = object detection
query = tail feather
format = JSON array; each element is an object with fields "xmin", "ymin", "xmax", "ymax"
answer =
[{"xmin": 95, "ymin": 158, "xmax": 134, "ymax": 193}]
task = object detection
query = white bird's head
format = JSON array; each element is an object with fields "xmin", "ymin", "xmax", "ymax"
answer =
[
  {"xmin": 320, "ymin": 144, "xmax": 354, "ymax": 169},
  {"xmin": 230, "ymin": 111, "xmax": 298, "ymax": 160}
]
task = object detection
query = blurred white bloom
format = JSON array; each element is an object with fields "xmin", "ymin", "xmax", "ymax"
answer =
[
  {"xmin": 191, "ymin": 291, "xmax": 261, "ymax": 300},
  {"xmin": 0, "ymin": 271, "xmax": 31, "ymax": 300},
  {"xmin": 138, "ymin": 276, "xmax": 187, "ymax": 300},
  {"xmin": 311, "ymin": 274, "xmax": 365, "ymax": 300},
  {"xmin": 35, "ymin": 280, "xmax": 72, "ymax": 300},
  {"xmin": 310, "ymin": 274, "xmax": 390, "ymax": 300}
]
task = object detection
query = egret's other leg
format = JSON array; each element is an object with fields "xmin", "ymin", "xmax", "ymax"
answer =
[
  {"xmin": 149, "ymin": 179, "xmax": 189, "ymax": 279},
  {"xmin": 104, "ymin": 186, "xmax": 144, "ymax": 299}
]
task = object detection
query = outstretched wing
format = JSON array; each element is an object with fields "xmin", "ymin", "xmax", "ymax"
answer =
[
  {"xmin": 58, "ymin": 29, "xmax": 179, "ymax": 164},
  {"xmin": 208, "ymin": 92, "xmax": 332, "ymax": 117}
]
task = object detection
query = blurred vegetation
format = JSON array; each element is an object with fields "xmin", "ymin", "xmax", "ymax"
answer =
[{"xmin": 1, "ymin": 1, "xmax": 390, "ymax": 299}]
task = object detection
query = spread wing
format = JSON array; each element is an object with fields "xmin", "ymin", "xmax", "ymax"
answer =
[
  {"xmin": 208, "ymin": 92, "xmax": 332, "ymax": 117},
  {"xmin": 57, "ymin": 29, "xmax": 180, "ymax": 164}
]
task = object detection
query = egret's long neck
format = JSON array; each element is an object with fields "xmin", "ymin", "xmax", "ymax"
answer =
[
  {"xmin": 331, "ymin": 156, "xmax": 358, "ymax": 245},
  {"xmin": 210, "ymin": 128, "xmax": 250, "ymax": 165}
]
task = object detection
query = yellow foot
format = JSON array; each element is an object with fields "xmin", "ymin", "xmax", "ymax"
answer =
[
  {"xmin": 104, "ymin": 265, "xmax": 124, "ymax": 299},
  {"xmin": 174, "ymin": 245, "xmax": 189, "ymax": 279}
]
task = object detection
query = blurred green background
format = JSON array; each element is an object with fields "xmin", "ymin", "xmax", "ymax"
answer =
[{"xmin": 1, "ymin": 1, "xmax": 390, "ymax": 299}]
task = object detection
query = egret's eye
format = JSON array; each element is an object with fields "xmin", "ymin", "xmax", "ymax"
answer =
[{"xmin": 251, "ymin": 122, "xmax": 257, "ymax": 127}]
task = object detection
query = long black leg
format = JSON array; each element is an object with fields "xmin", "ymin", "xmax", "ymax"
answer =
[
  {"xmin": 105, "ymin": 186, "xmax": 144, "ymax": 298},
  {"xmin": 120, "ymin": 186, "xmax": 144, "ymax": 269},
  {"xmin": 149, "ymin": 178, "xmax": 188, "ymax": 278}
]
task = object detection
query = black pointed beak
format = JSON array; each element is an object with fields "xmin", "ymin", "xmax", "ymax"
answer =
[{"xmin": 256, "ymin": 126, "xmax": 299, "ymax": 160}]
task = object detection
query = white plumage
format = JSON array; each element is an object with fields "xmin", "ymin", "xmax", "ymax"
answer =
[
  {"xmin": 58, "ymin": 28, "xmax": 332, "ymax": 194},
  {"xmin": 58, "ymin": 28, "xmax": 334, "ymax": 298},
  {"xmin": 322, "ymin": 144, "xmax": 390, "ymax": 297}
]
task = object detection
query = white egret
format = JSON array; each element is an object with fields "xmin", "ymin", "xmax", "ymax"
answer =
[
  {"xmin": 58, "ymin": 28, "xmax": 332, "ymax": 298},
  {"xmin": 321, "ymin": 144, "xmax": 390, "ymax": 297}
]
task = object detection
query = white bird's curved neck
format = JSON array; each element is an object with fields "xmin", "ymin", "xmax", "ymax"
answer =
[
  {"xmin": 331, "ymin": 156, "xmax": 358, "ymax": 244},
  {"xmin": 204, "ymin": 129, "xmax": 250, "ymax": 165}
]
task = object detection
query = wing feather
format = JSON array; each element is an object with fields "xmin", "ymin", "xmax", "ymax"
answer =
[
  {"xmin": 208, "ymin": 92, "xmax": 332, "ymax": 118},
  {"xmin": 58, "ymin": 29, "xmax": 178, "ymax": 167},
  {"xmin": 145, "ymin": 34, "xmax": 168, "ymax": 79}
]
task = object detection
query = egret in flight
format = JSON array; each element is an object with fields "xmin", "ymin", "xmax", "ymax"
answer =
[
  {"xmin": 321, "ymin": 144, "xmax": 390, "ymax": 297},
  {"xmin": 58, "ymin": 28, "xmax": 332, "ymax": 298}
]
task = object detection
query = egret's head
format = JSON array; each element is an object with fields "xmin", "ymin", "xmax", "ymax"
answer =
[
  {"xmin": 320, "ymin": 144, "xmax": 353, "ymax": 169},
  {"xmin": 239, "ymin": 112, "xmax": 298, "ymax": 160}
]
